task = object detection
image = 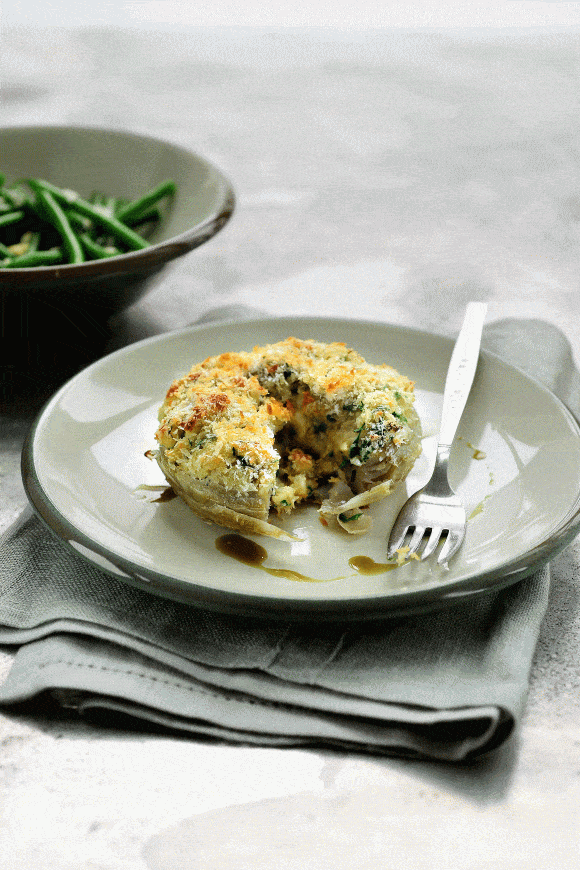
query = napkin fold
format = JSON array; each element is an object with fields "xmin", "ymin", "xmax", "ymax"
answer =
[{"xmin": 0, "ymin": 313, "xmax": 575, "ymax": 762}]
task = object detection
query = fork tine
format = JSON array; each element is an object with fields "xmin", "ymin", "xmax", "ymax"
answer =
[
  {"xmin": 437, "ymin": 529, "xmax": 465, "ymax": 566},
  {"xmin": 387, "ymin": 519, "xmax": 412, "ymax": 557},
  {"xmin": 420, "ymin": 527, "xmax": 443, "ymax": 560},
  {"xmin": 406, "ymin": 526, "xmax": 426, "ymax": 557}
]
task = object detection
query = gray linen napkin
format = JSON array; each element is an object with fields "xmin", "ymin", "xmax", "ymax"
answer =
[{"xmin": 0, "ymin": 316, "xmax": 575, "ymax": 762}]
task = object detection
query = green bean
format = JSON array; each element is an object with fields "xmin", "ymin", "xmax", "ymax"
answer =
[
  {"xmin": 72, "ymin": 199, "xmax": 149, "ymax": 250},
  {"xmin": 116, "ymin": 179, "xmax": 176, "ymax": 224},
  {"xmin": 66, "ymin": 210, "xmax": 94, "ymax": 233},
  {"xmin": 113, "ymin": 197, "xmax": 131, "ymax": 215},
  {"xmin": 79, "ymin": 233, "xmax": 121, "ymax": 260},
  {"xmin": 1, "ymin": 172, "xmax": 177, "ymax": 267},
  {"xmin": 0, "ymin": 247, "xmax": 63, "ymax": 268},
  {"xmin": 35, "ymin": 189, "xmax": 85, "ymax": 264},
  {"xmin": 123, "ymin": 205, "xmax": 161, "ymax": 227},
  {"xmin": 29, "ymin": 179, "xmax": 149, "ymax": 251},
  {"xmin": 0, "ymin": 210, "xmax": 25, "ymax": 229}
]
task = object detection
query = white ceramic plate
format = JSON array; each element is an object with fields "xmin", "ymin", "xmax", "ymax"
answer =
[{"xmin": 22, "ymin": 317, "xmax": 580, "ymax": 621}]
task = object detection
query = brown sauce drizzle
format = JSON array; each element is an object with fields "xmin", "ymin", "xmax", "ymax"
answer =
[
  {"xmin": 152, "ymin": 487, "xmax": 177, "ymax": 503},
  {"xmin": 348, "ymin": 555, "xmax": 398, "ymax": 575},
  {"xmin": 216, "ymin": 534, "xmax": 401, "ymax": 581},
  {"xmin": 216, "ymin": 533, "xmax": 340, "ymax": 582},
  {"xmin": 216, "ymin": 533, "xmax": 268, "ymax": 567}
]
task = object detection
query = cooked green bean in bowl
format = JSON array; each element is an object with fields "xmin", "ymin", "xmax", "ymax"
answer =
[
  {"xmin": 0, "ymin": 126, "xmax": 235, "ymax": 316},
  {"xmin": 0, "ymin": 175, "xmax": 178, "ymax": 268}
]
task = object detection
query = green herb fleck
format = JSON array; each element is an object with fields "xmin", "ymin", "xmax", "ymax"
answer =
[
  {"xmin": 349, "ymin": 424, "xmax": 365, "ymax": 458},
  {"xmin": 193, "ymin": 434, "xmax": 217, "ymax": 449},
  {"xmin": 339, "ymin": 512, "xmax": 363, "ymax": 522}
]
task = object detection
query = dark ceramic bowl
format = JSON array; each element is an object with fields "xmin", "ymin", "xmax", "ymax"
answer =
[
  {"xmin": 1, "ymin": 125, "xmax": 235, "ymax": 402},
  {"xmin": 0, "ymin": 125, "xmax": 235, "ymax": 319}
]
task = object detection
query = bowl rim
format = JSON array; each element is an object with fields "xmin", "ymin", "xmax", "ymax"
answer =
[{"xmin": 0, "ymin": 124, "xmax": 236, "ymax": 284}]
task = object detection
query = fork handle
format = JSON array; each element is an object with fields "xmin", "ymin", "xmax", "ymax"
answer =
[{"xmin": 438, "ymin": 302, "xmax": 487, "ymax": 448}]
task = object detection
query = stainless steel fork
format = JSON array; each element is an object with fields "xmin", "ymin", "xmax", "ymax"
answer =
[{"xmin": 387, "ymin": 302, "xmax": 487, "ymax": 567}]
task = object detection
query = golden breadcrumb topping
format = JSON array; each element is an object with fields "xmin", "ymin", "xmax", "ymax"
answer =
[{"xmin": 154, "ymin": 338, "xmax": 421, "ymax": 536}]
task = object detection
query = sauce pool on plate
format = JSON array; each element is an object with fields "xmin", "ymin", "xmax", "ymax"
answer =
[{"xmin": 216, "ymin": 533, "xmax": 399, "ymax": 582}]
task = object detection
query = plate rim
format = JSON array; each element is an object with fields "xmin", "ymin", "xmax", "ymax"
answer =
[{"xmin": 21, "ymin": 315, "xmax": 580, "ymax": 622}]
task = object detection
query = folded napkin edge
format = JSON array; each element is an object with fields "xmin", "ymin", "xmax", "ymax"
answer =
[{"xmin": 1, "ymin": 622, "xmax": 510, "ymax": 728}]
